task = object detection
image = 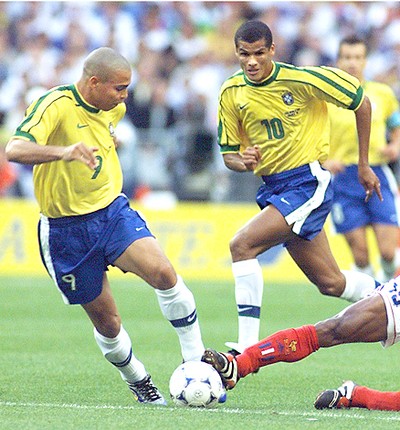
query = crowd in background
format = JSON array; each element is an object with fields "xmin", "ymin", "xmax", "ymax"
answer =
[{"xmin": 1, "ymin": 1, "xmax": 400, "ymax": 202}]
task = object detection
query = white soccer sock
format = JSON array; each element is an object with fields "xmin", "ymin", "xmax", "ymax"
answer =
[
  {"xmin": 232, "ymin": 259, "xmax": 264, "ymax": 348},
  {"xmin": 378, "ymin": 258, "xmax": 396, "ymax": 283},
  {"xmin": 340, "ymin": 270, "xmax": 379, "ymax": 303},
  {"xmin": 352, "ymin": 263, "xmax": 375, "ymax": 278},
  {"xmin": 155, "ymin": 276, "xmax": 204, "ymax": 362},
  {"xmin": 94, "ymin": 326, "xmax": 147, "ymax": 384}
]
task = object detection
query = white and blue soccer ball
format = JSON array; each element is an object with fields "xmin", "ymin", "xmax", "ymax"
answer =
[{"xmin": 169, "ymin": 360, "xmax": 227, "ymax": 407}]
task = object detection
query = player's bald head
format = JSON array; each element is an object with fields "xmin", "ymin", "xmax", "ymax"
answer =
[{"xmin": 82, "ymin": 47, "xmax": 131, "ymax": 82}]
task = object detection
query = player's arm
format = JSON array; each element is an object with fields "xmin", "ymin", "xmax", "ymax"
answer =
[
  {"xmin": 6, "ymin": 139, "xmax": 99, "ymax": 170},
  {"xmin": 354, "ymin": 96, "xmax": 383, "ymax": 201},
  {"xmin": 223, "ymin": 146, "xmax": 261, "ymax": 172}
]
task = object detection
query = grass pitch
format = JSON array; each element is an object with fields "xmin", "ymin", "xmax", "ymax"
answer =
[{"xmin": 1, "ymin": 275, "xmax": 399, "ymax": 429}]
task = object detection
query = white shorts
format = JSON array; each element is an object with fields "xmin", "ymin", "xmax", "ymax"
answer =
[{"xmin": 375, "ymin": 276, "xmax": 400, "ymax": 348}]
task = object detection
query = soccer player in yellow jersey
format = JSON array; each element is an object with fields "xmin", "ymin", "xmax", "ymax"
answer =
[
  {"xmin": 5, "ymin": 47, "xmax": 205, "ymax": 405},
  {"xmin": 325, "ymin": 36, "xmax": 400, "ymax": 282},
  {"xmin": 215, "ymin": 21, "xmax": 382, "ymax": 355}
]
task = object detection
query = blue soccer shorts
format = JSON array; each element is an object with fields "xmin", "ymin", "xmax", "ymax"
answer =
[
  {"xmin": 38, "ymin": 195, "xmax": 153, "ymax": 305},
  {"xmin": 256, "ymin": 161, "xmax": 333, "ymax": 241},
  {"xmin": 330, "ymin": 164, "xmax": 399, "ymax": 234}
]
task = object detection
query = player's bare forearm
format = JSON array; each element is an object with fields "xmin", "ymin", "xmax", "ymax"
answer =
[
  {"xmin": 354, "ymin": 96, "xmax": 382, "ymax": 201},
  {"xmin": 223, "ymin": 152, "xmax": 248, "ymax": 172},
  {"xmin": 223, "ymin": 146, "xmax": 261, "ymax": 172},
  {"xmin": 355, "ymin": 96, "xmax": 371, "ymax": 167},
  {"xmin": 6, "ymin": 139, "xmax": 98, "ymax": 169},
  {"xmin": 6, "ymin": 139, "xmax": 65, "ymax": 164}
]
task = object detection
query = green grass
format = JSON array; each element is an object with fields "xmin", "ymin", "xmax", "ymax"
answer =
[{"xmin": 1, "ymin": 275, "xmax": 399, "ymax": 429}]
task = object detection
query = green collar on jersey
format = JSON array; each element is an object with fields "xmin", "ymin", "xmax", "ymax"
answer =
[
  {"xmin": 69, "ymin": 84, "xmax": 100, "ymax": 114},
  {"xmin": 243, "ymin": 62, "xmax": 280, "ymax": 87}
]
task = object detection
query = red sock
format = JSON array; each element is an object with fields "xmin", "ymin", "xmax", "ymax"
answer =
[
  {"xmin": 236, "ymin": 325, "xmax": 319, "ymax": 377},
  {"xmin": 351, "ymin": 386, "xmax": 400, "ymax": 411}
]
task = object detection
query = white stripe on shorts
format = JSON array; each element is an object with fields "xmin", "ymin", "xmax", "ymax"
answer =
[
  {"xmin": 285, "ymin": 161, "xmax": 331, "ymax": 235},
  {"xmin": 374, "ymin": 275, "xmax": 400, "ymax": 348},
  {"xmin": 39, "ymin": 214, "xmax": 70, "ymax": 304}
]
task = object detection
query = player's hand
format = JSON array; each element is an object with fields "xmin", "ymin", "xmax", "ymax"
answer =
[
  {"xmin": 358, "ymin": 164, "xmax": 383, "ymax": 202},
  {"xmin": 62, "ymin": 142, "xmax": 99, "ymax": 170},
  {"xmin": 242, "ymin": 145, "xmax": 261, "ymax": 171}
]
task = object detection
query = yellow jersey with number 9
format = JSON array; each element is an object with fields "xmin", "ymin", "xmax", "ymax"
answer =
[
  {"xmin": 11, "ymin": 84, "xmax": 125, "ymax": 218},
  {"xmin": 218, "ymin": 61, "xmax": 364, "ymax": 176}
]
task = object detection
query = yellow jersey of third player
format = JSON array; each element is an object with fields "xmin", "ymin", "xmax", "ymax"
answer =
[
  {"xmin": 328, "ymin": 81, "xmax": 400, "ymax": 165},
  {"xmin": 12, "ymin": 84, "xmax": 125, "ymax": 218},
  {"xmin": 218, "ymin": 61, "xmax": 364, "ymax": 176}
]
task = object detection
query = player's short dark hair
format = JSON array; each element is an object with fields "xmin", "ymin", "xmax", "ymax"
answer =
[
  {"xmin": 338, "ymin": 35, "xmax": 369, "ymax": 55},
  {"xmin": 234, "ymin": 20, "xmax": 273, "ymax": 48}
]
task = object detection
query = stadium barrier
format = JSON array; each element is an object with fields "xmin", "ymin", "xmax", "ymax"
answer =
[{"xmin": 0, "ymin": 198, "xmax": 380, "ymax": 282}]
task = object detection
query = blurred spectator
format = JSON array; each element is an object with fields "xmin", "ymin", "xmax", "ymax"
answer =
[
  {"xmin": 1, "ymin": 1, "xmax": 400, "ymax": 201},
  {"xmin": 0, "ymin": 147, "xmax": 16, "ymax": 197},
  {"xmin": 0, "ymin": 113, "xmax": 16, "ymax": 197}
]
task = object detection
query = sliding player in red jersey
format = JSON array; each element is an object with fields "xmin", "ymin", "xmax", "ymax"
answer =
[{"xmin": 203, "ymin": 275, "xmax": 400, "ymax": 411}]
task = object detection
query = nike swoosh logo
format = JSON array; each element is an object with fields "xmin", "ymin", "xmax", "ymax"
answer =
[
  {"xmin": 77, "ymin": 124, "xmax": 89, "ymax": 129},
  {"xmin": 238, "ymin": 306, "xmax": 253, "ymax": 312},
  {"xmin": 280, "ymin": 197, "xmax": 290, "ymax": 205},
  {"xmin": 239, "ymin": 103, "xmax": 249, "ymax": 110},
  {"xmin": 187, "ymin": 312, "xmax": 197, "ymax": 323},
  {"xmin": 135, "ymin": 227, "xmax": 144, "ymax": 231}
]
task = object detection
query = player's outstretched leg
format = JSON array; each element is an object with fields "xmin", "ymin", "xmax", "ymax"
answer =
[
  {"xmin": 315, "ymin": 381, "xmax": 400, "ymax": 411},
  {"xmin": 202, "ymin": 349, "xmax": 239, "ymax": 390},
  {"xmin": 314, "ymin": 380, "xmax": 356, "ymax": 409}
]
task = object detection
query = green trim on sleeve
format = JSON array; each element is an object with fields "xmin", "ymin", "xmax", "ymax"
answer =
[
  {"xmin": 349, "ymin": 86, "xmax": 364, "ymax": 111},
  {"xmin": 219, "ymin": 144, "xmax": 240, "ymax": 153},
  {"xmin": 13, "ymin": 130, "xmax": 36, "ymax": 142},
  {"xmin": 304, "ymin": 69, "xmax": 356, "ymax": 100}
]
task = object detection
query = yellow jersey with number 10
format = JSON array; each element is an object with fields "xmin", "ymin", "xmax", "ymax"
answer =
[
  {"xmin": 11, "ymin": 84, "xmax": 125, "ymax": 218},
  {"xmin": 218, "ymin": 61, "xmax": 364, "ymax": 176}
]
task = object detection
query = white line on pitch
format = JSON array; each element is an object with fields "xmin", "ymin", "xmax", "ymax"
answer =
[{"xmin": 1, "ymin": 401, "xmax": 400, "ymax": 422}]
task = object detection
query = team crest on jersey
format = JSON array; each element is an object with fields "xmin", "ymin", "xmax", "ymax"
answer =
[
  {"xmin": 281, "ymin": 91, "xmax": 294, "ymax": 105},
  {"xmin": 109, "ymin": 122, "xmax": 115, "ymax": 137}
]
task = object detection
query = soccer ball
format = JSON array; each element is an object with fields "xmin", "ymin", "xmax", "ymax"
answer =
[{"xmin": 169, "ymin": 360, "xmax": 227, "ymax": 407}]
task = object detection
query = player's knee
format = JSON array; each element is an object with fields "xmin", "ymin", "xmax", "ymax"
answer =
[
  {"xmin": 152, "ymin": 261, "xmax": 177, "ymax": 289},
  {"xmin": 230, "ymin": 233, "xmax": 252, "ymax": 260},
  {"xmin": 315, "ymin": 272, "xmax": 346, "ymax": 297},
  {"xmin": 381, "ymin": 252, "xmax": 395, "ymax": 264},
  {"xmin": 96, "ymin": 314, "xmax": 121, "ymax": 338}
]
